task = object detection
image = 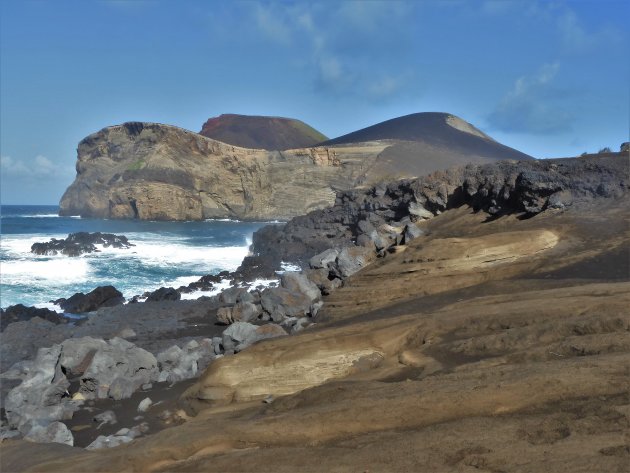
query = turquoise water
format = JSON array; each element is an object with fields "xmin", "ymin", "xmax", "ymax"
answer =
[{"xmin": 0, "ymin": 205, "xmax": 268, "ymax": 309}]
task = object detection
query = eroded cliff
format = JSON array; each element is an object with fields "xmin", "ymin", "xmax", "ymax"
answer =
[{"xmin": 59, "ymin": 122, "xmax": 369, "ymax": 221}]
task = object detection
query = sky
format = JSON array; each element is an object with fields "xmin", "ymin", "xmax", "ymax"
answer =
[{"xmin": 1, "ymin": 0, "xmax": 628, "ymax": 205}]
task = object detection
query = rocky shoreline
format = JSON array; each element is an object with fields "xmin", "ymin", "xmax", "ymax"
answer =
[{"xmin": 1, "ymin": 153, "xmax": 627, "ymax": 452}]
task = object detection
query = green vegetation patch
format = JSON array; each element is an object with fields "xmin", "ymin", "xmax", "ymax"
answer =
[{"xmin": 127, "ymin": 159, "xmax": 146, "ymax": 171}]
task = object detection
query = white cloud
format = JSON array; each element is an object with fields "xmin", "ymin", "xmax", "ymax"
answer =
[
  {"xmin": 247, "ymin": 2, "xmax": 413, "ymax": 99},
  {"xmin": 1, "ymin": 155, "xmax": 73, "ymax": 178},
  {"xmin": 478, "ymin": 1, "xmax": 622, "ymax": 53},
  {"xmin": 488, "ymin": 63, "xmax": 574, "ymax": 135},
  {"xmin": 34, "ymin": 155, "xmax": 58, "ymax": 175},
  {"xmin": 367, "ymin": 75, "xmax": 408, "ymax": 99},
  {"xmin": 481, "ymin": 0, "xmax": 516, "ymax": 15},
  {"xmin": 556, "ymin": 7, "xmax": 621, "ymax": 52},
  {"xmin": 1, "ymin": 156, "xmax": 30, "ymax": 176},
  {"xmin": 253, "ymin": 3, "xmax": 292, "ymax": 44},
  {"xmin": 317, "ymin": 56, "xmax": 343, "ymax": 84},
  {"xmin": 338, "ymin": 1, "xmax": 409, "ymax": 31}
]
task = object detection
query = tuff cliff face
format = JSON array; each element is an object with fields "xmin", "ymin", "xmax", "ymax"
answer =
[
  {"xmin": 59, "ymin": 114, "xmax": 534, "ymax": 221},
  {"xmin": 58, "ymin": 122, "xmax": 367, "ymax": 221}
]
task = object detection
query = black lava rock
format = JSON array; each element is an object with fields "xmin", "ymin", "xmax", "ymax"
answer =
[{"xmin": 31, "ymin": 232, "xmax": 134, "ymax": 257}]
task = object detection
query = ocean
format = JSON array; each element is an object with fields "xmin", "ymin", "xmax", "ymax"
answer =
[{"xmin": 0, "ymin": 205, "xmax": 272, "ymax": 310}]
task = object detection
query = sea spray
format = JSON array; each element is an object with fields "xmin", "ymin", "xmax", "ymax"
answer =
[{"xmin": 0, "ymin": 205, "xmax": 270, "ymax": 308}]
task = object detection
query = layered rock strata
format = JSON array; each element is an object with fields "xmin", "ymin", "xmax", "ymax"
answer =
[{"xmin": 59, "ymin": 122, "xmax": 369, "ymax": 221}]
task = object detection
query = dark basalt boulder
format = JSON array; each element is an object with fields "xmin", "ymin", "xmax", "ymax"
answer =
[
  {"xmin": 0, "ymin": 304, "xmax": 68, "ymax": 332},
  {"xmin": 218, "ymin": 287, "xmax": 254, "ymax": 306},
  {"xmin": 31, "ymin": 232, "xmax": 134, "ymax": 257},
  {"xmin": 55, "ymin": 286, "xmax": 125, "ymax": 313},
  {"xmin": 4, "ymin": 336, "xmax": 159, "ymax": 437},
  {"xmin": 145, "ymin": 287, "xmax": 180, "ymax": 302},
  {"xmin": 260, "ymin": 287, "xmax": 313, "ymax": 322},
  {"xmin": 234, "ymin": 255, "xmax": 281, "ymax": 282}
]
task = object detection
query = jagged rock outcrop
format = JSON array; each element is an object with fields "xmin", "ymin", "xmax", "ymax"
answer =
[
  {"xmin": 247, "ymin": 154, "xmax": 629, "ymax": 269},
  {"xmin": 54, "ymin": 285, "xmax": 125, "ymax": 313},
  {"xmin": 31, "ymin": 232, "xmax": 133, "ymax": 256},
  {"xmin": 2, "ymin": 336, "xmax": 160, "ymax": 443},
  {"xmin": 58, "ymin": 114, "xmax": 534, "ymax": 221}
]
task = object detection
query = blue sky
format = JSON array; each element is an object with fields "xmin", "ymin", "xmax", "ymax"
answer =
[{"xmin": 1, "ymin": 0, "xmax": 628, "ymax": 204}]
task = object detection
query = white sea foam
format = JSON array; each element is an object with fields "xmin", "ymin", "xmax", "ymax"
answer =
[
  {"xmin": 279, "ymin": 261, "xmax": 301, "ymax": 273},
  {"xmin": 179, "ymin": 277, "xmax": 280, "ymax": 301},
  {"xmin": 0, "ymin": 224, "xmax": 258, "ymax": 308},
  {"xmin": 1, "ymin": 258, "xmax": 92, "ymax": 285},
  {"xmin": 0, "ymin": 213, "xmax": 81, "ymax": 219},
  {"xmin": 249, "ymin": 278, "xmax": 279, "ymax": 289},
  {"xmin": 1, "ymin": 235, "xmax": 247, "ymax": 268},
  {"xmin": 168, "ymin": 275, "xmax": 205, "ymax": 288},
  {"xmin": 0, "ymin": 234, "xmax": 67, "ymax": 255},
  {"xmin": 33, "ymin": 301, "xmax": 63, "ymax": 312},
  {"xmin": 179, "ymin": 278, "xmax": 233, "ymax": 300},
  {"xmin": 102, "ymin": 240, "xmax": 249, "ymax": 271}
]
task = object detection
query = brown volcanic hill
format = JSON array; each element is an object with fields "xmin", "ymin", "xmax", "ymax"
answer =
[
  {"xmin": 199, "ymin": 114, "xmax": 328, "ymax": 150},
  {"xmin": 321, "ymin": 112, "xmax": 533, "ymax": 182}
]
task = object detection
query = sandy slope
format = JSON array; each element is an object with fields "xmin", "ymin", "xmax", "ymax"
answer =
[{"xmin": 2, "ymin": 196, "xmax": 629, "ymax": 472}]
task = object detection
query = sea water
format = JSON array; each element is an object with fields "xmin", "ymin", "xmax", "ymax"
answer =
[{"xmin": 0, "ymin": 205, "xmax": 271, "ymax": 309}]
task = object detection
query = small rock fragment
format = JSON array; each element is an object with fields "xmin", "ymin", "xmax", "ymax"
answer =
[{"xmin": 137, "ymin": 397, "xmax": 153, "ymax": 413}]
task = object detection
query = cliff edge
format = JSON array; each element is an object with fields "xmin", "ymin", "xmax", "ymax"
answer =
[
  {"xmin": 58, "ymin": 122, "xmax": 355, "ymax": 221},
  {"xmin": 59, "ymin": 114, "xmax": 533, "ymax": 221}
]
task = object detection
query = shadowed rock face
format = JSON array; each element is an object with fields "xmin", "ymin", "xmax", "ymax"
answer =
[
  {"xmin": 199, "ymin": 114, "xmax": 328, "ymax": 151},
  {"xmin": 58, "ymin": 114, "xmax": 534, "ymax": 221}
]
